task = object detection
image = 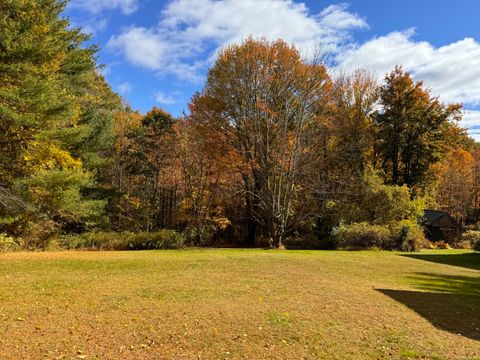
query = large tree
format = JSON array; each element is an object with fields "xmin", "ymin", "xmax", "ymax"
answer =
[
  {"xmin": 0, "ymin": 0, "xmax": 121, "ymax": 241},
  {"xmin": 432, "ymin": 146, "xmax": 480, "ymax": 223},
  {"xmin": 330, "ymin": 70, "xmax": 378, "ymax": 176},
  {"xmin": 112, "ymin": 108, "xmax": 177, "ymax": 232},
  {"xmin": 189, "ymin": 38, "xmax": 332, "ymax": 247},
  {"xmin": 375, "ymin": 66, "xmax": 462, "ymax": 187},
  {"xmin": 310, "ymin": 70, "xmax": 379, "ymax": 236}
]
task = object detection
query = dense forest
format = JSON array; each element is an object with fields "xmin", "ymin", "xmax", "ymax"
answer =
[{"xmin": 1, "ymin": 0, "xmax": 480, "ymax": 251}]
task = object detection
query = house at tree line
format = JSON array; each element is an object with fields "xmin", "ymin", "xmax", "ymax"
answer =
[{"xmin": 421, "ymin": 210, "xmax": 460, "ymax": 243}]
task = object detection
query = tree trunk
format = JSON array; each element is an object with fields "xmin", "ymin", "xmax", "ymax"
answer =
[{"xmin": 392, "ymin": 140, "xmax": 399, "ymax": 184}]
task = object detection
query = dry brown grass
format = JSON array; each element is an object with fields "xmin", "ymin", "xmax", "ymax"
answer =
[{"xmin": 0, "ymin": 249, "xmax": 478, "ymax": 359}]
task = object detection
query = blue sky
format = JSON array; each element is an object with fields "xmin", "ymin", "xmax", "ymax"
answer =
[{"xmin": 63, "ymin": 0, "xmax": 480, "ymax": 139}]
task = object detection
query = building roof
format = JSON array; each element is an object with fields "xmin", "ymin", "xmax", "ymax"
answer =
[
  {"xmin": 422, "ymin": 210, "xmax": 446, "ymax": 223},
  {"xmin": 422, "ymin": 209, "xmax": 456, "ymax": 226}
]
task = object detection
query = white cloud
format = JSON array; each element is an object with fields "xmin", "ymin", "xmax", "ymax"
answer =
[
  {"xmin": 461, "ymin": 110, "xmax": 480, "ymax": 128},
  {"xmin": 108, "ymin": 28, "xmax": 168, "ymax": 70},
  {"xmin": 155, "ymin": 91, "xmax": 176, "ymax": 105},
  {"xmin": 336, "ymin": 30, "xmax": 480, "ymax": 107},
  {"xmin": 160, "ymin": 1, "xmax": 366, "ymax": 51},
  {"xmin": 72, "ymin": 17, "xmax": 108, "ymax": 35},
  {"xmin": 68, "ymin": 0, "xmax": 139, "ymax": 15},
  {"xmin": 107, "ymin": 0, "xmax": 367, "ymax": 81},
  {"xmin": 67, "ymin": 0, "xmax": 138, "ymax": 34},
  {"xmin": 116, "ymin": 82, "xmax": 132, "ymax": 95},
  {"xmin": 467, "ymin": 130, "xmax": 480, "ymax": 142},
  {"xmin": 460, "ymin": 110, "xmax": 480, "ymax": 141}
]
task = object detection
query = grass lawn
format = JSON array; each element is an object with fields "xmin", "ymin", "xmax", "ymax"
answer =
[{"xmin": 0, "ymin": 249, "xmax": 478, "ymax": 359}]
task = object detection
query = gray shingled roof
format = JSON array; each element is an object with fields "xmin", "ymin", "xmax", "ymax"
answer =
[{"xmin": 422, "ymin": 210, "xmax": 450, "ymax": 224}]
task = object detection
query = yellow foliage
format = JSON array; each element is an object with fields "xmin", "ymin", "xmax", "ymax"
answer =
[
  {"xmin": 212, "ymin": 217, "xmax": 231, "ymax": 230},
  {"xmin": 23, "ymin": 142, "xmax": 82, "ymax": 172}
]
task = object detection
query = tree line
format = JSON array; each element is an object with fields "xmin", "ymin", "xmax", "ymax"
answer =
[{"xmin": 1, "ymin": 1, "xmax": 479, "ymax": 249}]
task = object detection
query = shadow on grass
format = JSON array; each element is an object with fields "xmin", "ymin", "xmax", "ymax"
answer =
[
  {"xmin": 377, "ymin": 273, "xmax": 480, "ymax": 340},
  {"xmin": 401, "ymin": 252, "xmax": 480, "ymax": 271}
]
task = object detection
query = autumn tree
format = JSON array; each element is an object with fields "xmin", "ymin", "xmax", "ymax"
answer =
[
  {"xmin": 433, "ymin": 148, "xmax": 475, "ymax": 223},
  {"xmin": 108, "ymin": 108, "xmax": 143, "ymax": 193},
  {"xmin": 375, "ymin": 66, "xmax": 462, "ymax": 187},
  {"xmin": 189, "ymin": 38, "xmax": 332, "ymax": 247},
  {"xmin": 111, "ymin": 107, "xmax": 178, "ymax": 232},
  {"xmin": 473, "ymin": 148, "xmax": 480, "ymax": 221},
  {"xmin": 174, "ymin": 119, "xmax": 234, "ymax": 245},
  {"xmin": 330, "ymin": 70, "xmax": 378, "ymax": 175},
  {"xmin": 102, "ymin": 107, "xmax": 143, "ymax": 229},
  {"xmin": 305, "ymin": 70, "xmax": 379, "ymax": 238}
]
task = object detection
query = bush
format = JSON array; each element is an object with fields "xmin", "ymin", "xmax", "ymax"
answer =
[
  {"xmin": 20, "ymin": 219, "xmax": 59, "ymax": 249},
  {"xmin": 332, "ymin": 222, "xmax": 391, "ymax": 250},
  {"xmin": 283, "ymin": 235, "xmax": 336, "ymax": 250},
  {"xmin": 183, "ymin": 227, "xmax": 212, "ymax": 247},
  {"xmin": 337, "ymin": 170, "xmax": 425, "ymax": 226},
  {"xmin": 127, "ymin": 230, "xmax": 185, "ymax": 250},
  {"xmin": 462, "ymin": 230, "xmax": 480, "ymax": 251},
  {"xmin": 389, "ymin": 220, "xmax": 427, "ymax": 252},
  {"xmin": 463, "ymin": 224, "xmax": 478, "ymax": 231},
  {"xmin": 332, "ymin": 221, "xmax": 426, "ymax": 252},
  {"xmin": 453, "ymin": 240, "xmax": 471, "ymax": 249},
  {"xmin": 0, "ymin": 233, "xmax": 21, "ymax": 252},
  {"xmin": 435, "ymin": 241, "xmax": 452, "ymax": 249},
  {"xmin": 59, "ymin": 232, "xmax": 123, "ymax": 250},
  {"xmin": 59, "ymin": 230, "xmax": 185, "ymax": 250}
]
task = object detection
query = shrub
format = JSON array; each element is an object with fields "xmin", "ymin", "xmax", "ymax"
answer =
[
  {"xmin": 183, "ymin": 227, "xmax": 212, "ymax": 247},
  {"xmin": 436, "ymin": 241, "xmax": 452, "ymax": 249},
  {"xmin": 426, "ymin": 241, "xmax": 437, "ymax": 249},
  {"xmin": 453, "ymin": 240, "xmax": 471, "ymax": 249},
  {"xmin": 463, "ymin": 224, "xmax": 478, "ymax": 231},
  {"xmin": 59, "ymin": 230, "xmax": 185, "ymax": 250},
  {"xmin": 127, "ymin": 230, "xmax": 185, "ymax": 250},
  {"xmin": 332, "ymin": 222, "xmax": 391, "ymax": 250},
  {"xmin": 462, "ymin": 230, "xmax": 480, "ymax": 251},
  {"xmin": 332, "ymin": 221, "xmax": 426, "ymax": 252},
  {"xmin": 337, "ymin": 170, "xmax": 425, "ymax": 226},
  {"xmin": 20, "ymin": 219, "xmax": 59, "ymax": 249},
  {"xmin": 283, "ymin": 235, "xmax": 336, "ymax": 250},
  {"xmin": 389, "ymin": 220, "xmax": 427, "ymax": 252},
  {"xmin": 0, "ymin": 233, "xmax": 21, "ymax": 252},
  {"xmin": 58, "ymin": 232, "xmax": 127, "ymax": 249}
]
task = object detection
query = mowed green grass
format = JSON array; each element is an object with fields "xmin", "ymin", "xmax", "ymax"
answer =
[{"xmin": 0, "ymin": 249, "xmax": 478, "ymax": 360}]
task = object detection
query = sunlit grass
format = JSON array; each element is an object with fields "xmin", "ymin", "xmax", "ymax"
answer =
[{"xmin": 0, "ymin": 249, "xmax": 478, "ymax": 359}]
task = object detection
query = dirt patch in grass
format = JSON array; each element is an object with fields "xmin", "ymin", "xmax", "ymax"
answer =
[{"xmin": 0, "ymin": 249, "xmax": 478, "ymax": 359}]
